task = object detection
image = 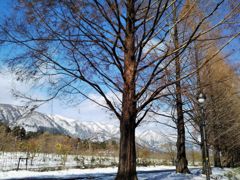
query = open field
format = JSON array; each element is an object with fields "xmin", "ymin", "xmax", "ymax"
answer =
[{"xmin": 0, "ymin": 151, "xmax": 167, "ymax": 172}]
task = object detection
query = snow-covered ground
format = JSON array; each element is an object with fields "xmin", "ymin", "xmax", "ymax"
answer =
[
  {"xmin": 0, "ymin": 151, "xmax": 165, "ymax": 171},
  {"xmin": 0, "ymin": 167, "xmax": 238, "ymax": 180},
  {"xmin": 0, "ymin": 151, "xmax": 119, "ymax": 171},
  {"xmin": 1, "ymin": 151, "xmax": 239, "ymax": 179}
]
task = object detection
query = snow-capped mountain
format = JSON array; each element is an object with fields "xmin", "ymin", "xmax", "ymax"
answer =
[
  {"xmin": 137, "ymin": 130, "xmax": 174, "ymax": 150},
  {"xmin": 0, "ymin": 104, "xmax": 25, "ymax": 124},
  {"xmin": 51, "ymin": 115, "xmax": 120, "ymax": 141},
  {"xmin": 0, "ymin": 104, "xmax": 174, "ymax": 151}
]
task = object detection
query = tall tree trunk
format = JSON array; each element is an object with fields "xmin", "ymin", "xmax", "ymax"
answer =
[
  {"xmin": 213, "ymin": 145, "xmax": 221, "ymax": 167},
  {"xmin": 175, "ymin": 54, "xmax": 190, "ymax": 173},
  {"xmin": 173, "ymin": 2, "xmax": 190, "ymax": 174},
  {"xmin": 116, "ymin": 1, "xmax": 137, "ymax": 179},
  {"xmin": 117, "ymin": 120, "xmax": 137, "ymax": 179},
  {"xmin": 175, "ymin": 86, "xmax": 190, "ymax": 173}
]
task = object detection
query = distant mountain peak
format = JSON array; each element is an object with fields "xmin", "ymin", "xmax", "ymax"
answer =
[{"xmin": 0, "ymin": 103, "xmax": 174, "ymax": 151}]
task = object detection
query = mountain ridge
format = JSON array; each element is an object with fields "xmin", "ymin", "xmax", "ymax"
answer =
[{"xmin": 0, "ymin": 103, "xmax": 174, "ymax": 151}]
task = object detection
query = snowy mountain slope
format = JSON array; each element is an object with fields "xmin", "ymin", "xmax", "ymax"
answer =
[
  {"xmin": 0, "ymin": 104, "xmax": 67, "ymax": 134},
  {"xmin": 0, "ymin": 104, "xmax": 25, "ymax": 124},
  {"xmin": 50, "ymin": 115, "xmax": 94, "ymax": 139},
  {"xmin": 0, "ymin": 104, "xmax": 174, "ymax": 150},
  {"xmin": 137, "ymin": 130, "xmax": 173, "ymax": 150}
]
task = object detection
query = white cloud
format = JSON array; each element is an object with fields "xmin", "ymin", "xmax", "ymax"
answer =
[
  {"xmin": 0, "ymin": 71, "xmax": 28, "ymax": 105},
  {"xmin": 142, "ymin": 38, "xmax": 167, "ymax": 55},
  {"xmin": 0, "ymin": 71, "xmax": 118, "ymax": 123},
  {"xmin": 0, "ymin": 71, "xmax": 176, "ymax": 135}
]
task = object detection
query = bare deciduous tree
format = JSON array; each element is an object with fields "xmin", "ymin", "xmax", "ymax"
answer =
[{"xmin": 0, "ymin": 1, "xmax": 239, "ymax": 179}]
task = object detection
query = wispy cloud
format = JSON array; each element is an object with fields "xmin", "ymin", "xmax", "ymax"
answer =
[
  {"xmin": 0, "ymin": 71, "xmax": 175, "ymax": 135},
  {"xmin": 0, "ymin": 70, "xmax": 117, "ymax": 123}
]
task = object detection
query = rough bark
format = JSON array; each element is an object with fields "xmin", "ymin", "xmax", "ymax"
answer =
[
  {"xmin": 175, "ymin": 83, "xmax": 190, "ymax": 173},
  {"xmin": 116, "ymin": 1, "xmax": 137, "ymax": 179},
  {"xmin": 175, "ymin": 54, "xmax": 190, "ymax": 173},
  {"xmin": 176, "ymin": 118, "xmax": 190, "ymax": 173},
  {"xmin": 117, "ymin": 120, "xmax": 137, "ymax": 180},
  {"xmin": 173, "ymin": 6, "xmax": 190, "ymax": 174}
]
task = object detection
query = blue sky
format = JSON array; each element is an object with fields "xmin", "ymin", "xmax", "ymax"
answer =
[
  {"xmin": 0, "ymin": 71, "xmax": 176, "ymax": 134},
  {"xmin": 0, "ymin": 70, "xmax": 113, "ymax": 121},
  {"xmin": 0, "ymin": 1, "xmax": 115, "ymax": 123},
  {"xmin": 0, "ymin": 0, "xmax": 239, "ymax": 135}
]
